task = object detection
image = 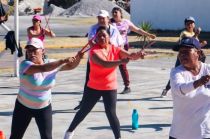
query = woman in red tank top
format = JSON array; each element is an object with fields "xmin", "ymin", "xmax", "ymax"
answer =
[{"xmin": 64, "ymin": 26, "xmax": 146, "ymax": 139}]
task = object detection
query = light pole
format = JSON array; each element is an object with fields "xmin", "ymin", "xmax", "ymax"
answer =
[{"xmin": 14, "ymin": 0, "xmax": 19, "ymax": 77}]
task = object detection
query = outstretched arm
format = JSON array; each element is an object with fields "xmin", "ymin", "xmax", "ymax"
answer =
[
  {"xmin": 119, "ymin": 48, "xmax": 146, "ymax": 60},
  {"xmin": 129, "ymin": 24, "xmax": 156, "ymax": 39},
  {"xmin": 24, "ymin": 57, "xmax": 73, "ymax": 75},
  {"xmin": 91, "ymin": 53, "xmax": 129, "ymax": 68},
  {"xmin": 60, "ymin": 52, "xmax": 83, "ymax": 71},
  {"xmin": 44, "ymin": 28, "xmax": 56, "ymax": 37}
]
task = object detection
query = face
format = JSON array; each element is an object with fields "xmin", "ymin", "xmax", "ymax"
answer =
[
  {"xmin": 185, "ymin": 21, "xmax": 195, "ymax": 32},
  {"xmin": 112, "ymin": 10, "xmax": 122, "ymax": 19},
  {"xmin": 97, "ymin": 16, "xmax": 109, "ymax": 26},
  {"xmin": 26, "ymin": 46, "xmax": 44, "ymax": 64},
  {"xmin": 178, "ymin": 47, "xmax": 199, "ymax": 67},
  {"xmin": 32, "ymin": 19, "xmax": 41, "ymax": 26},
  {"xmin": 96, "ymin": 30, "xmax": 110, "ymax": 47}
]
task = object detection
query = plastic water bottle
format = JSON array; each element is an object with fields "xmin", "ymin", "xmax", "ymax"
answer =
[{"xmin": 132, "ymin": 109, "xmax": 139, "ymax": 130}]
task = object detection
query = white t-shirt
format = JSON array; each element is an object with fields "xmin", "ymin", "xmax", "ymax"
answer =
[
  {"xmin": 170, "ymin": 62, "xmax": 210, "ymax": 139},
  {"xmin": 88, "ymin": 23, "xmax": 124, "ymax": 47}
]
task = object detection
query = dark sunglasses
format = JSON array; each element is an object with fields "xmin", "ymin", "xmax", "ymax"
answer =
[{"xmin": 32, "ymin": 19, "xmax": 39, "ymax": 22}]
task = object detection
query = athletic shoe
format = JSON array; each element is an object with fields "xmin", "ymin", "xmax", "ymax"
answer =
[
  {"xmin": 161, "ymin": 89, "xmax": 168, "ymax": 97},
  {"xmin": 64, "ymin": 131, "xmax": 74, "ymax": 139},
  {"xmin": 120, "ymin": 87, "xmax": 131, "ymax": 94}
]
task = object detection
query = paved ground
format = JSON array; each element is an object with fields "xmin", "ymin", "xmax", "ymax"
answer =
[
  {"xmin": 0, "ymin": 16, "xmax": 92, "ymax": 40},
  {"xmin": 0, "ymin": 53, "xmax": 179, "ymax": 139}
]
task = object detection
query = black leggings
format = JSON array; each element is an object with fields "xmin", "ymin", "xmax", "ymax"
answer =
[
  {"xmin": 10, "ymin": 100, "xmax": 52, "ymax": 139},
  {"xmin": 67, "ymin": 87, "xmax": 121, "ymax": 139}
]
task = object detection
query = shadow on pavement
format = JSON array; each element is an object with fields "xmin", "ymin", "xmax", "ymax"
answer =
[
  {"xmin": 88, "ymin": 123, "xmax": 171, "ymax": 132},
  {"xmin": 52, "ymin": 91, "xmax": 83, "ymax": 95},
  {"xmin": 0, "ymin": 111, "xmax": 13, "ymax": 116},
  {"xmin": 98, "ymin": 96, "xmax": 172, "ymax": 103},
  {"xmin": 52, "ymin": 109, "xmax": 104, "ymax": 114},
  {"xmin": 0, "ymin": 86, "xmax": 19, "ymax": 89},
  {"xmin": 0, "ymin": 93, "xmax": 17, "ymax": 95},
  {"xmin": 149, "ymin": 107, "xmax": 173, "ymax": 110}
]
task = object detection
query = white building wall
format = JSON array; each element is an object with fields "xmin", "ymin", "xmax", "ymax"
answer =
[{"xmin": 131, "ymin": 0, "xmax": 210, "ymax": 31}]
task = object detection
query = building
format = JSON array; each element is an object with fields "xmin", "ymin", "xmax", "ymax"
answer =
[{"xmin": 131, "ymin": 0, "xmax": 210, "ymax": 31}]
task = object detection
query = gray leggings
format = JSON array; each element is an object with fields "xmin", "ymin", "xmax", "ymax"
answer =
[{"xmin": 10, "ymin": 100, "xmax": 52, "ymax": 139}]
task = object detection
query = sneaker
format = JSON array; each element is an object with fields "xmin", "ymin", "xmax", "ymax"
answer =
[
  {"xmin": 64, "ymin": 131, "xmax": 74, "ymax": 139},
  {"xmin": 161, "ymin": 89, "xmax": 168, "ymax": 97},
  {"xmin": 120, "ymin": 87, "xmax": 131, "ymax": 94}
]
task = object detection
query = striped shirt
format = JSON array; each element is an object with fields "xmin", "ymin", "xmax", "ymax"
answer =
[{"xmin": 17, "ymin": 60, "xmax": 58, "ymax": 109}]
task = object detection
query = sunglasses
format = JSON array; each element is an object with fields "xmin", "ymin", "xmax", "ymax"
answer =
[{"xmin": 32, "ymin": 19, "xmax": 40, "ymax": 22}]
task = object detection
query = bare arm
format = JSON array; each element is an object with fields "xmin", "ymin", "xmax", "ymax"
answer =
[
  {"xmin": 129, "ymin": 24, "xmax": 156, "ymax": 39},
  {"xmin": 43, "ymin": 28, "xmax": 56, "ymax": 37},
  {"xmin": 119, "ymin": 48, "xmax": 146, "ymax": 60},
  {"xmin": 24, "ymin": 58, "xmax": 72, "ymax": 75},
  {"xmin": 60, "ymin": 53, "xmax": 83, "ymax": 71},
  {"xmin": 91, "ymin": 53, "xmax": 129, "ymax": 68}
]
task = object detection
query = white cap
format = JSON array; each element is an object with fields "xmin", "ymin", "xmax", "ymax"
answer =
[
  {"xmin": 26, "ymin": 38, "xmax": 44, "ymax": 49},
  {"xmin": 97, "ymin": 10, "xmax": 109, "ymax": 17},
  {"xmin": 185, "ymin": 16, "xmax": 195, "ymax": 23}
]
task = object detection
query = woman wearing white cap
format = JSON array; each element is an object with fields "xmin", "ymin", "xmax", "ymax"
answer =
[
  {"xmin": 27, "ymin": 15, "xmax": 55, "ymax": 42},
  {"xmin": 9, "ymin": 38, "xmax": 82, "ymax": 139}
]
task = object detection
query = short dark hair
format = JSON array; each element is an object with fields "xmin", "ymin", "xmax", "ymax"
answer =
[
  {"xmin": 96, "ymin": 26, "xmax": 110, "ymax": 36},
  {"xmin": 112, "ymin": 7, "xmax": 123, "ymax": 18}
]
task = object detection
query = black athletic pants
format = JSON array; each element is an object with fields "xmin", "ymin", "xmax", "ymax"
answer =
[
  {"xmin": 68, "ymin": 87, "xmax": 121, "ymax": 139},
  {"xmin": 10, "ymin": 100, "xmax": 52, "ymax": 139}
]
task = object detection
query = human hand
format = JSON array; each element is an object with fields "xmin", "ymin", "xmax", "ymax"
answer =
[
  {"xmin": 121, "ymin": 58, "xmax": 129, "ymax": 64},
  {"xmin": 201, "ymin": 40, "xmax": 207, "ymax": 47},
  {"xmin": 194, "ymin": 27, "xmax": 201, "ymax": 36},
  {"xmin": 76, "ymin": 51, "xmax": 84, "ymax": 59},
  {"xmin": 149, "ymin": 34, "xmax": 156, "ymax": 39},
  {"xmin": 199, "ymin": 75, "xmax": 210, "ymax": 86},
  {"xmin": 137, "ymin": 50, "xmax": 146, "ymax": 59}
]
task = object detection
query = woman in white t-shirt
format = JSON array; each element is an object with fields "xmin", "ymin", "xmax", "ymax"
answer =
[
  {"xmin": 170, "ymin": 37, "xmax": 210, "ymax": 139},
  {"xmin": 111, "ymin": 7, "xmax": 156, "ymax": 94}
]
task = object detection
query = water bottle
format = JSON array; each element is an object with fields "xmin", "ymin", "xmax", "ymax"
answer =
[{"xmin": 132, "ymin": 109, "xmax": 139, "ymax": 130}]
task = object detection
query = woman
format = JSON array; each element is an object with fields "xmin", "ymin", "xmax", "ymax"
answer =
[
  {"xmin": 10, "ymin": 38, "xmax": 82, "ymax": 139},
  {"xmin": 111, "ymin": 7, "xmax": 156, "ymax": 94},
  {"xmin": 64, "ymin": 26, "xmax": 145, "ymax": 139},
  {"xmin": 170, "ymin": 37, "xmax": 210, "ymax": 139},
  {"xmin": 27, "ymin": 15, "xmax": 55, "ymax": 41}
]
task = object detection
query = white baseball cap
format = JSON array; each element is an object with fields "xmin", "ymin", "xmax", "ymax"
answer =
[
  {"xmin": 26, "ymin": 38, "xmax": 44, "ymax": 49},
  {"xmin": 184, "ymin": 16, "xmax": 195, "ymax": 23},
  {"xmin": 97, "ymin": 10, "xmax": 109, "ymax": 17}
]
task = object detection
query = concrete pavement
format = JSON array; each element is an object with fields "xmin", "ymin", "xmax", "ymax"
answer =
[{"xmin": 0, "ymin": 54, "xmax": 181, "ymax": 139}]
